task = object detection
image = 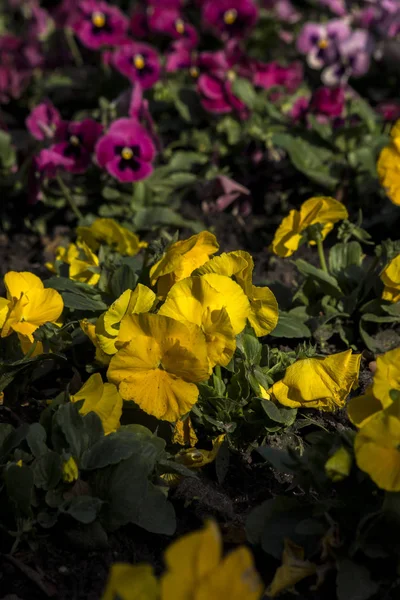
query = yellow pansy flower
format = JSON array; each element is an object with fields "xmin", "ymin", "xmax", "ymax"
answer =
[
  {"xmin": 149, "ymin": 232, "xmax": 219, "ymax": 298},
  {"xmin": 271, "ymin": 196, "xmax": 348, "ymax": 258},
  {"xmin": 267, "ymin": 539, "xmax": 317, "ymax": 597},
  {"xmin": 377, "ymin": 120, "xmax": 400, "ymax": 206},
  {"xmin": 51, "ymin": 241, "xmax": 100, "ymax": 286},
  {"xmin": 196, "ymin": 250, "xmax": 279, "ymax": 337},
  {"xmin": 77, "ymin": 218, "xmax": 147, "ymax": 256},
  {"xmin": 264, "ymin": 350, "xmax": 361, "ymax": 410},
  {"xmin": 71, "ymin": 373, "xmax": 123, "ymax": 434},
  {"xmin": 160, "ymin": 520, "xmax": 263, "ymax": 600},
  {"xmin": 80, "ymin": 319, "xmax": 111, "ymax": 366},
  {"xmin": 62, "ymin": 456, "xmax": 79, "ymax": 483},
  {"xmin": 96, "ymin": 285, "xmax": 156, "ymax": 355},
  {"xmin": 381, "ymin": 254, "xmax": 400, "ymax": 303},
  {"xmin": 0, "ymin": 271, "xmax": 63, "ymax": 343},
  {"xmin": 159, "ymin": 275, "xmax": 249, "ymax": 367},
  {"xmin": 324, "ymin": 446, "xmax": 352, "ymax": 482},
  {"xmin": 107, "ymin": 313, "xmax": 210, "ymax": 422},
  {"xmin": 175, "ymin": 434, "xmax": 226, "ymax": 469},
  {"xmin": 354, "ymin": 400, "xmax": 400, "ymax": 491},
  {"xmin": 347, "ymin": 386, "xmax": 382, "ymax": 428},
  {"xmin": 102, "ymin": 564, "xmax": 158, "ymax": 600}
]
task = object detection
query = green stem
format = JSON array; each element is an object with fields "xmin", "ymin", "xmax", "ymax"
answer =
[
  {"xmin": 215, "ymin": 365, "xmax": 222, "ymax": 379},
  {"xmin": 316, "ymin": 237, "xmax": 328, "ymax": 274},
  {"xmin": 56, "ymin": 175, "xmax": 83, "ymax": 221},
  {"xmin": 64, "ymin": 28, "xmax": 83, "ymax": 67}
]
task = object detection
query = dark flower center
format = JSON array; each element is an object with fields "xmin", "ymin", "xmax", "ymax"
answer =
[
  {"xmin": 116, "ymin": 144, "xmax": 141, "ymax": 171},
  {"xmin": 64, "ymin": 134, "xmax": 83, "ymax": 158}
]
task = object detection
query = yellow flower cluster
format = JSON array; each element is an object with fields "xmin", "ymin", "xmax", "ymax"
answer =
[
  {"xmin": 261, "ymin": 350, "xmax": 361, "ymax": 411},
  {"xmin": 48, "ymin": 218, "xmax": 147, "ymax": 285},
  {"xmin": 80, "ymin": 231, "xmax": 279, "ymax": 422},
  {"xmin": 102, "ymin": 520, "xmax": 263, "ymax": 600},
  {"xmin": 0, "ymin": 271, "xmax": 63, "ymax": 354},
  {"xmin": 348, "ymin": 347, "xmax": 400, "ymax": 491},
  {"xmin": 271, "ymin": 196, "xmax": 348, "ymax": 258},
  {"xmin": 377, "ymin": 120, "xmax": 400, "ymax": 206}
]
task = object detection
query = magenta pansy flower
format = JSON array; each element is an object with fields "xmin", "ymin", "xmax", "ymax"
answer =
[
  {"xmin": 264, "ymin": 0, "xmax": 300, "ymax": 23},
  {"xmin": 197, "ymin": 73, "xmax": 248, "ymax": 119},
  {"xmin": 36, "ymin": 148, "xmax": 74, "ymax": 178},
  {"xmin": 202, "ymin": 0, "xmax": 258, "ymax": 39},
  {"xmin": 297, "ymin": 20, "xmax": 351, "ymax": 69},
  {"xmin": 113, "ymin": 42, "xmax": 161, "ymax": 89},
  {"xmin": 72, "ymin": 0, "xmax": 128, "ymax": 50},
  {"xmin": 310, "ymin": 87, "xmax": 345, "ymax": 118},
  {"xmin": 96, "ymin": 118, "xmax": 156, "ymax": 183},
  {"xmin": 26, "ymin": 101, "xmax": 62, "ymax": 141},
  {"xmin": 50, "ymin": 119, "xmax": 103, "ymax": 174},
  {"xmin": 149, "ymin": 8, "xmax": 198, "ymax": 48},
  {"xmin": 376, "ymin": 101, "xmax": 400, "ymax": 122},
  {"xmin": 253, "ymin": 61, "xmax": 303, "ymax": 93}
]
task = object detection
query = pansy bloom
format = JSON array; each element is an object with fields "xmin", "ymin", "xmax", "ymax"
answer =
[
  {"xmin": 26, "ymin": 100, "xmax": 62, "ymax": 141},
  {"xmin": 377, "ymin": 119, "xmax": 400, "ymax": 206},
  {"xmin": 72, "ymin": 0, "xmax": 128, "ymax": 50},
  {"xmin": 113, "ymin": 41, "xmax": 161, "ymax": 89},
  {"xmin": 149, "ymin": 7, "xmax": 198, "ymax": 48},
  {"xmin": 322, "ymin": 30, "xmax": 372, "ymax": 85},
  {"xmin": 202, "ymin": 0, "xmax": 258, "ymax": 39},
  {"xmin": 297, "ymin": 19, "xmax": 350, "ymax": 70},
  {"xmin": 197, "ymin": 72, "xmax": 248, "ymax": 119},
  {"xmin": 96, "ymin": 118, "xmax": 156, "ymax": 183},
  {"xmin": 50, "ymin": 119, "xmax": 103, "ymax": 174}
]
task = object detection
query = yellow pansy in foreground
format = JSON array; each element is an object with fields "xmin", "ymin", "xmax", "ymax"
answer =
[
  {"xmin": 271, "ymin": 196, "xmax": 348, "ymax": 258},
  {"xmin": 347, "ymin": 386, "xmax": 383, "ymax": 428},
  {"xmin": 355, "ymin": 401, "xmax": 400, "ymax": 491},
  {"xmin": 96, "ymin": 285, "xmax": 156, "ymax": 355},
  {"xmin": 71, "ymin": 373, "xmax": 123, "ymax": 434},
  {"xmin": 381, "ymin": 254, "xmax": 400, "ymax": 303},
  {"xmin": 0, "ymin": 271, "xmax": 63, "ymax": 343},
  {"xmin": 102, "ymin": 564, "xmax": 158, "ymax": 600},
  {"xmin": 150, "ymin": 232, "xmax": 219, "ymax": 298},
  {"xmin": 377, "ymin": 120, "xmax": 400, "ymax": 206},
  {"xmin": 196, "ymin": 250, "xmax": 279, "ymax": 337},
  {"xmin": 267, "ymin": 539, "xmax": 317, "ymax": 597},
  {"xmin": 265, "ymin": 350, "xmax": 361, "ymax": 410},
  {"xmin": 77, "ymin": 218, "xmax": 147, "ymax": 256},
  {"xmin": 159, "ymin": 275, "xmax": 249, "ymax": 367},
  {"xmin": 161, "ymin": 520, "xmax": 263, "ymax": 600},
  {"xmin": 107, "ymin": 313, "xmax": 210, "ymax": 422}
]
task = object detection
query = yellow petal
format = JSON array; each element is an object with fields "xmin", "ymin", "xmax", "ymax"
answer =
[
  {"xmin": 377, "ymin": 144, "xmax": 400, "ymax": 207},
  {"xmin": 196, "ymin": 546, "xmax": 263, "ymax": 600},
  {"xmin": 300, "ymin": 196, "xmax": 348, "ymax": 232},
  {"xmin": 201, "ymin": 274, "xmax": 251, "ymax": 334},
  {"xmin": 355, "ymin": 409, "xmax": 400, "ymax": 491},
  {"xmin": 267, "ymin": 539, "xmax": 317, "ymax": 597},
  {"xmin": 0, "ymin": 297, "xmax": 10, "ymax": 331},
  {"xmin": 172, "ymin": 417, "xmax": 198, "ymax": 447},
  {"xmin": 78, "ymin": 218, "xmax": 147, "ymax": 257},
  {"xmin": 270, "ymin": 209, "xmax": 303, "ymax": 258},
  {"xmin": 324, "ymin": 446, "xmax": 352, "ymax": 481},
  {"xmin": 267, "ymin": 350, "xmax": 361, "ymax": 410},
  {"xmin": 381, "ymin": 255, "xmax": 400, "ymax": 303},
  {"xmin": 373, "ymin": 347, "xmax": 400, "ymax": 407},
  {"xmin": 4, "ymin": 271, "xmax": 43, "ymax": 300},
  {"xmin": 17, "ymin": 334, "xmax": 44, "ymax": 356},
  {"xmin": 80, "ymin": 319, "xmax": 110, "ymax": 365},
  {"xmin": 16, "ymin": 288, "xmax": 63, "ymax": 328},
  {"xmin": 71, "ymin": 373, "xmax": 123, "ymax": 434},
  {"xmin": 175, "ymin": 434, "xmax": 226, "ymax": 468},
  {"xmin": 102, "ymin": 564, "xmax": 159, "ymax": 600},
  {"xmin": 247, "ymin": 285, "xmax": 279, "ymax": 337},
  {"xmin": 69, "ymin": 241, "xmax": 100, "ymax": 286},
  {"xmin": 161, "ymin": 520, "xmax": 222, "ymax": 600},
  {"xmin": 195, "ymin": 251, "xmax": 249, "ymax": 279},
  {"xmin": 347, "ymin": 388, "xmax": 383, "ymax": 428}
]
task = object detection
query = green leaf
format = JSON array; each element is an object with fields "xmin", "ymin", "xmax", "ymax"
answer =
[
  {"xmin": 110, "ymin": 265, "xmax": 139, "ymax": 299},
  {"xmin": 52, "ymin": 403, "xmax": 103, "ymax": 459},
  {"xmin": 0, "ymin": 424, "xmax": 14, "ymax": 450},
  {"xmin": 27, "ymin": 423, "xmax": 48, "ymax": 458},
  {"xmin": 261, "ymin": 400, "xmax": 297, "ymax": 426},
  {"xmin": 5, "ymin": 464, "xmax": 34, "ymax": 516},
  {"xmin": 215, "ymin": 440, "xmax": 230, "ymax": 484},
  {"xmin": 336, "ymin": 559, "xmax": 379, "ymax": 600},
  {"xmin": 270, "ymin": 311, "xmax": 311, "ymax": 338},
  {"xmin": 295, "ymin": 259, "xmax": 343, "ymax": 297},
  {"xmin": 236, "ymin": 333, "xmax": 262, "ymax": 364},
  {"xmin": 257, "ymin": 446, "xmax": 297, "ymax": 473},
  {"xmin": 1, "ymin": 423, "xmax": 29, "ymax": 460},
  {"xmin": 231, "ymin": 77, "xmax": 257, "ymax": 108},
  {"xmin": 62, "ymin": 496, "xmax": 103, "ymax": 524},
  {"xmin": 133, "ymin": 207, "xmax": 201, "ymax": 232},
  {"xmin": 0, "ymin": 130, "xmax": 17, "ymax": 171},
  {"xmin": 33, "ymin": 450, "xmax": 62, "ymax": 490},
  {"xmin": 329, "ymin": 241, "xmax": 363, "ymax": 275},
  {"xmin": 44, "ymin": 277, "xmax": 107, "ymax": 312},
  {"xmin": 63, "ymin": 520, "xmax": 109, "ymax": 550},
  {"xmin": 80, "ymin": 431, "xmax": 149, "ymax": 470}
]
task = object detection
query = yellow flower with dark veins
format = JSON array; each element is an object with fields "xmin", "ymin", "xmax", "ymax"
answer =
[
  {"xmin": 264, "ymin": 350, "xmax": 361, "ymax": 410},
  {"xmin": 270, "ymin": 196, "xmax": 348, "ymax": 258},
  {"xmin": 62, "ymin": 456, "xmax": 79, "ymax": 483},
  {"xmin": 77, "ymin": 218, "xmax": 147, "ymax": 256},
  {"xmin": 381, "ymin": 254, "xmax": 400, "ymax": 303},
  {"xmin": 354, "ymin": 400, "xmax": 400, "ymax": 492},
  {"xmin": 0, "ymin": 272, "xmax": 63, "ymax": 349},
  {"xmin": 107, "ymin": 313, "xmax": 210, "ymax": 422},
  {"xmin": 196, "ymin": 250, "xmax": 279, "ymax": 337},
  {"xmin": 160, "ymin": 520, "xmax": 263, "ymax": 600},
  {"xmin": 159, "ymin": 275, "xmax": 249, "ymax": 367},
  {"xmin": 377, "ymin": 119, "xmax": 400, "ymax": 206},
  {"xmin": 71, "ymin": 373, "xmax": 123, "ymax": 434},
  {"xmin": 149, "ymin": 231, "xmax": 219, "ymax": 298}
]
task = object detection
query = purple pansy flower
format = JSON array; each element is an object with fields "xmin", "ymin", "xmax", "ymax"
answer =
[
  {"xmin": 149, "ymin": 8, "xmax": 198, "ymax": 48},
  {"xmin": 72, "ymin": 0, "xmax": 128, "ymax": 50},
  {"xmin": 319, "ymin": 0, "xmax": 346, "ymax": 17},
  {"xmin": 202, "ymin": 0, "xmax": 258, "ymax": 39},
  {"xmin": 297, "ymin": 19, "xmax": 351, "ymax": 69},
  {"xmin": 0, "ymin": 34, "xmax": 43, "ymax": 103},
  {"xmin": 322, "ymin": 30, "xmax": 372, "ymax": 85},
  {"xmin": 197, "ymin": 73, "xmax": 248, "ymax": 119},
  {"xmin": 310, "ymin": 87, "xmax": 345, "ymax": 117},
  {"xmin": 253, "ymin": 60, "xmax": 303, "ymax": 93},
  {"xmin": 26, "ymin": 101, "xmax": 62, "ymax": 141},
  {"xmin": 113, "ymin": 42, "xmax": 161, "ymax": 89},
  {"xmin": 264, "ymin": 0, "xmax": 300, "ymax": 23},
  {"xmin": 96, "ymin": 118, "xmax": 155, "ymax": 183},
  {"xmin": 377, "ymin": 101, "xmax": 400, "ymax": 122},
  {"xmin": 36, "ymin": 148, "xmax": 74, "ymax": 178},
  {"xmin": 50, "ymin": 119, "xmax": 103, "ymax": 174}
]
